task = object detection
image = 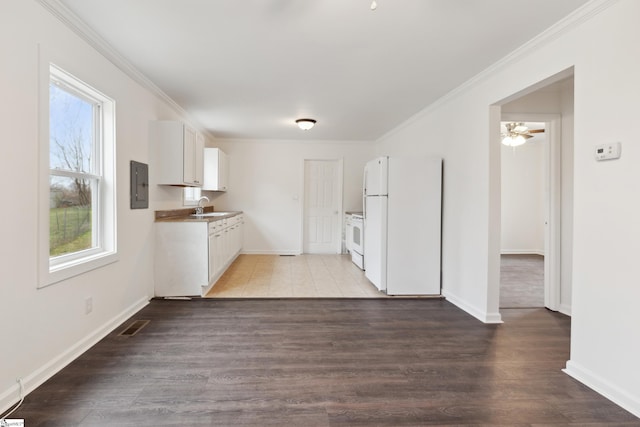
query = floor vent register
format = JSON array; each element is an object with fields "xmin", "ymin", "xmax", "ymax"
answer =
[{"xmin": 118, "ymin": 319, "xmax": 150, "ymax": 337}]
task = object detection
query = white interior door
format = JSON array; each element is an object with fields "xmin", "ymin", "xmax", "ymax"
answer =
[{"xmin": 303, "ymin": 159, "xmax": 342, "ymax": 254}]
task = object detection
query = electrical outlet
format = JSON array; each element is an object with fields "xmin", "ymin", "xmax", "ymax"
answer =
[{"xmin": 85, "ymin": 297, "xmax": 93, "ymax": 314}]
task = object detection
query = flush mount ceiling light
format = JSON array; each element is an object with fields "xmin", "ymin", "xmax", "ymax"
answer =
[
  {"xmin": 370, "ymin": 0, "xmax": 377, "ymax": 10},
  {"xmin": 296, "ymin": 118, "xmax": 316, "ymax": 131}
]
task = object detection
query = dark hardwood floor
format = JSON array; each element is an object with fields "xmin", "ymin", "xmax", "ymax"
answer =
[
  {"xmin": 11, "ymin": 299, "xmax": 640, "ymax": 426},
  {"xmin": 500, "ymin": 254, "xmax": 545, "ymax": 308}
]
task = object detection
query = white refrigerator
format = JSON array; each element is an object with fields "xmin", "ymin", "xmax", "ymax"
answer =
[{"xmin": 363, "ymin": 156, "xmax": 442, "ymax": 295}]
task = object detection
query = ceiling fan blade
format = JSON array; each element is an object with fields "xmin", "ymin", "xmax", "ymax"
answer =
[{"xmin": 528, "ymin": 129, "xmax": 545, "ymax": 134}]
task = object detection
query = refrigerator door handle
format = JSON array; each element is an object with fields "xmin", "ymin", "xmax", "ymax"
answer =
[
  {"xmin": 363, "ymin": 195, "xmax": 367, "ymax": 220},
  {"xmin": 363, "ymin": 167, "xmax": 368, "ymax": 197},
  {"xmin": 362, "ymin": 168, "xmax": 367, "ymax": 219}
]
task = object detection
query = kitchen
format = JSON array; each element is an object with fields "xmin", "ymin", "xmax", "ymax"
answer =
[
  {"xmin": 153, "ymin": 130, "xmax": 443, "ymax": 298},
  {"xmin": 152, "ymin": 137, "xmax": 378, "ymax": 297}
]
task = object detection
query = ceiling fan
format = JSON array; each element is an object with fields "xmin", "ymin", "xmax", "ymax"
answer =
[{"xmin": 501, "ymin": 122, "xmax": 544, "ymax": 147}]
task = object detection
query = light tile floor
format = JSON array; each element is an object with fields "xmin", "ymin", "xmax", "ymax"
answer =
[{"xmin": 205, "ymin": 254, "xmax": 386, "ymax": 298}]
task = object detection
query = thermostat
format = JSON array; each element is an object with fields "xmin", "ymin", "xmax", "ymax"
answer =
[{"xmin": 595, "ymin": 142, "xmax": 621, "ymax": 161}]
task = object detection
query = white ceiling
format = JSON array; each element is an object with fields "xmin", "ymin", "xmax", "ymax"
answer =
[{"xmin": 54, "ymin": 0, "xmax": 589, "ymax": 141}]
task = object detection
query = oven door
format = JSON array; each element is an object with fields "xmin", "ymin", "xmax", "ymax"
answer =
[
  {"xmin": 351, "ymin": 217, "xmax": 364, "ymax": 257},
  {"xmin": 345, "ymin": 216, "xmax": 353, "ymax": 253},
  {"xmin": 350, "ymin": 218, "xmax": 364, "ymax": 270}
]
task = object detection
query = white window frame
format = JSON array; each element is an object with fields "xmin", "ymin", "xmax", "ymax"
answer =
[
  {"xmin": 38, "ymin": 63, "xmax": 117, "ymax": 288},
  {"xmin": 183, "ymin": 187, "xmax": 202, "ymax": 207}
]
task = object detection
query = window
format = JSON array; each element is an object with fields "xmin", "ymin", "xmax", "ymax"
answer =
[
  {"xmin": 183, "ymin": 187, "xmax": 202, "ymax": 207},
  {"xmin": 40, "ymin": 64, "xmax": 116, "ymax": 287}
]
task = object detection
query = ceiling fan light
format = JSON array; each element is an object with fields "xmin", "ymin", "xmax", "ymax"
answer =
[
  {"xmin": 513, "ymin": 124, "xmax": 528, "ymax": 133},
  {"xmin": 501, "ymin": 134, "xmax": 526, "ymax": 147},
  {"xmin": 296, "ymin": 118, "xmax": 316, "ymax": 131},
  {"xmin": 513, "ymin": 135, "xmax": 526, "ymax": 146},
  {"xmin": 502, "ymin": 136, "xmax": 514, "ymax": 146}
]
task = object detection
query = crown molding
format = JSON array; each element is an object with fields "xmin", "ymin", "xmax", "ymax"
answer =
[
  {"xmin": 35, "ymin": 0, "xmax": 217, "ymax": 139},
  {"xmin": 378, "ymin": 0, "xmax": 619, "ymax": 143}
]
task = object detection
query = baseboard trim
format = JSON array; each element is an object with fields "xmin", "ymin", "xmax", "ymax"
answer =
[
  {"xmin": 442, "ymin": 289, "xmax": 503, "ymax": 324},
  {"xmin": 241, "ymin": 250, "xmax": 301, "ymax": 256},
  {"xmin": 564, "ymin": 360, "xmax": 640, "ymax": 418},
  {"xmin": 0, "ymin": 296, "xmax": 150, "ymax": 415},
  {"xmin": 501, "ymin": 250, "xmax": 545, "ymax": 256},
  {"xmin": 558, "ymin": 303, "xmax": 572, "ymax": 316}
]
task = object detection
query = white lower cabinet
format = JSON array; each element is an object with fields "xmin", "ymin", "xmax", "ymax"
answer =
[
  {"xmin": 208, "ymin": 228, "xmax": 217, "ymax": 283},
  {"xmin": 155, "ymin": 214, "xmax": 244, "ymax": 297}
]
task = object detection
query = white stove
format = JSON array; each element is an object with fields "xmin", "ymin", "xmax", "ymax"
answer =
[{"xmin": 347, "ymin": 214, "xmax": 364, "ymax": 270}]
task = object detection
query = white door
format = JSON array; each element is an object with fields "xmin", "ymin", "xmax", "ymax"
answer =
[{"xmin": 303, "ymin": 159, "xmax": 342, "ymax": 254}]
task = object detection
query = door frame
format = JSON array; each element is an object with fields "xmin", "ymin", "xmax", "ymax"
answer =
[
  {"xmin": 300, "ymin": 158, "xmax": 344, "ymax": 254},
  {"xmin": 501, "ymin": 113, "xmax": 562, "ymax": 311}
]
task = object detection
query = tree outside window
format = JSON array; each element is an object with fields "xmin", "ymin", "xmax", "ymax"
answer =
[
  {"xmin": 49, "ymin": 73, "xmax": 101, "ymax": 259},
  {"xmin": 40, "ymin": 63, "xmax": 116, "ymax": 287}
]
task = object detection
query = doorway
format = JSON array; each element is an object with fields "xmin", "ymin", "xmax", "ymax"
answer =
[
  {"xmin": 500, "ymin": 121, "xmax": 547, "ymax": 308},
  {"xmin": 489, "ymin": 69, "xmax": 575, "ymax": 319},
  {"xmin": 302, "ymin": 159, "xmax": 343, "ymax": 254},
  {"xmin": 499, "ymin": 114, "xmax": 563, "ymax": 311}
]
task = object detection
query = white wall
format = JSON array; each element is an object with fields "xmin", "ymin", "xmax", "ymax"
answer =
[
  {"xmin": 205, "ymin": 139, "xmax": 373, "ymax": 254},
  {"xmin": 0, "ymin": 1, "xmax": 202, "ymax": 412},
  {"xmin": 376, "ymin": 0, "xmax": 640, "ymax": 416},
  {"xmin": 500, "ymin": 140, "xmax": 545, "ymax": 254}
]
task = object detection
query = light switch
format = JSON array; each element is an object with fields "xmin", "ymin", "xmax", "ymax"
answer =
[{"xmin": 594, "ymin": 142, "xmax": 621, "ymax": 161}]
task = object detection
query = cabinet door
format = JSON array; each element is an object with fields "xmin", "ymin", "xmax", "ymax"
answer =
[
  {"xmin": 219, "ymin": 150, "xmax": 228, "ymax": 191},
  {"xmin": 238, "ymin": 215, "xmax": 244, "ymax": 252},
  {"xmin": 214, "ymin": 230, "xmax": 224, "ymax": 278},
  {"xmin": 182, "ymin": 126, "xmax": 197, "ymax": 185},
  {"xmin": 233, "ymin": 223, "xmax": 241, "ymax": 255},
  {"xmin": 203, "ymin": 148, "xmax": 228, "ymax": 191},
  {"xmin": 151, "ymin": 120, "xmax": 199, "ymax": 186},
  {"xmin": 195, "ymin": 132, "xmax": 205, "ymax": 186},
  {"xmin": 208, "ymin": 232, "xmax": 216, "ymax": 283}
]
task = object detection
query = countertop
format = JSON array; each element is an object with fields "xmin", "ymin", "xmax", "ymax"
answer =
[{"xmin": 155, "ymin": 207, "xmax": 243, "ymax": 223}]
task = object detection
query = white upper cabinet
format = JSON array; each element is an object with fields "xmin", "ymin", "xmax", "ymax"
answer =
[
  {"xmin": 194, "ymin": 131, "xmax": 205, "ymax": 185},
  {"xmin": 203, "ymin": 147, "xmax": 228, "ymax": 191},
  {"xmin": 150, "ymin": 120, "xmax": 203, "ymax": 186}
]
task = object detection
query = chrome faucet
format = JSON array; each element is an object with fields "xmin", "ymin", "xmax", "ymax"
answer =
[{"xmin": 195, "ymin": 196, "xmax": 210, "ymax": 215}]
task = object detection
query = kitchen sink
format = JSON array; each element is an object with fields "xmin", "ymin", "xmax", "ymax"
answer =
[{"xmin": 190, "ymin": 212, "xmax": 232, "ymax": 217}]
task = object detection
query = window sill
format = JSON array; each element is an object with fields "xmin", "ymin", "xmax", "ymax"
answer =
[{"xmin": 40, "ymin": 251, "xmax": 118, "ymax": 288}]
